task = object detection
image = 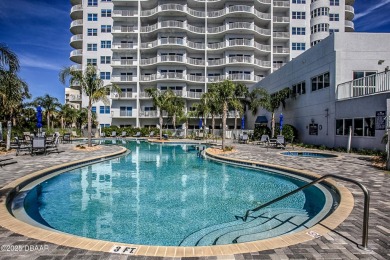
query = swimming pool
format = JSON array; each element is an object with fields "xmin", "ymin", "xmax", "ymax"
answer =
[{"xmin": 18, "ymin": 141, "xmax": 338, "ymax": 247}]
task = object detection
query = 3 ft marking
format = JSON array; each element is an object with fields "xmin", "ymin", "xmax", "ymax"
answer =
[{"xmin": 110, "ymin": 245, "xmax": 138, "ymax": 254}]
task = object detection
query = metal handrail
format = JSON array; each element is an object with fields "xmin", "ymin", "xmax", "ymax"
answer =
[{"xmin": 236, "ymin": 174, "xmax": 370, "ymax": 250}]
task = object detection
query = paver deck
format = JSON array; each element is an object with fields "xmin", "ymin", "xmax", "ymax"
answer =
[{"xmin": 0, "ymin": 140, "xmax": 389, "ymax": 259}]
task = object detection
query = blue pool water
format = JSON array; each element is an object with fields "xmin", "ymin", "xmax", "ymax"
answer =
[{"xmin": 24, "ymin": 141, "xmax": 333, "ymax": 246}]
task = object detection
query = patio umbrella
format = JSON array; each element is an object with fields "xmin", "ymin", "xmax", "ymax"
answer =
[
  {"xmin": 36, "ymin": 105, "xmax": 43, "ymax": 132},
  {"xmin": 199, "ymin": 118, "xmax": 203, "ymax": 129},
  {"xmin": 279, "ymin": 113, "xmax": 284, "ymax": 135},
  {"xmin": 241, "ymin": 116, "xmax": 245, "ymax": 130}
]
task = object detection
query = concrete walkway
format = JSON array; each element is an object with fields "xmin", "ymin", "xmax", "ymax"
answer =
[{"xmin": 0, "ymin": 141, "xmax": 389, "ymax": 259}]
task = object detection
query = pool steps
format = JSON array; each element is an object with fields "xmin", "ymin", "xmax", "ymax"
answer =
[{"xmin": 180, "ymin": 208, "xmax": 309, "ymax": 246}]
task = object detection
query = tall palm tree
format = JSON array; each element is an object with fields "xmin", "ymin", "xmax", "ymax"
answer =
[
  {"xmin": 211, "ymin": 80, "xmax": 237, "ymax": 150},
  {"xmin": 58, "ymin": 104, "xmax": 77, "ymax": 129},
  {"xmin": 202, "ymin": 86, "xmax": 222, "ymax": 137},
  {"xmin": 59, "ymin": 64, "xmax": 120, "ymax": 147},
  {"xmin": 231, "ymin": 83, "xmax": 249, "ymax": 133},
  {"xmin": 0, "ymin": 43, "xmax": 19, "ymax": 73},
  {"xmin": 0, "ymin": 71, "xmax": 30, "ymax": 123},
  {"xmin": 33, "ymin": 94, "xmax": 61, "ymax": 130},
  {"xmin": 266, "ymin": 87, "xmax": 290, "ymax": 137},
  {"xmin": 166, "ymin": 94, "xmax": 185, "ymax": 130},
  {"xmin": 246, "ymin": 88, "xmax": 270, "ymax": 117},
  {"xmin": 145, "ymin": 88, "xmax": 174, "ymax": 139}
]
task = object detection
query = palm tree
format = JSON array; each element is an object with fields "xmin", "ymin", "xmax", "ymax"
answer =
[
  {"xmin": 266, "ymin": 87, "xmax": 290, "ymax": 137},
  {"xmin": 59, "ymin": 64, "xmax": 120, "ymax": 147},
  {"xmin": 166, "ymin": 94, "xmax": 185, "ymax": 130},
  {"xmin": 145, "ymin": 88, "xmax": 174, "ymax": 139},
  {"xmin": 202, "ymin": 86, "xmax": 222, "ymax": 137},
  {"xmin": 246, "ymin": 88, "xmax": 270, "ymax": 116},
  {"xmin": 0, "ymin": 43, "xmax": 19, "ymax": 73},
  {"xmin": 0, "ymin": 71, "xmax": 30, "ymax": 123},
  {"xmin": 32, "ymin": 94, "xmax": 61, "ymax": 130},
  {"xmin": 210, "ymin": 80, "xmax": 237, "ymax": 150},
  {"xmin": 231, "ymin": 83, "xmax": 249, "ymax": 133}
]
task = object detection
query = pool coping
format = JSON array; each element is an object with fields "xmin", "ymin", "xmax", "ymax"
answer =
[{"xmin": 0, "ymin": 145, "xmax": 354, "ymax": 257}]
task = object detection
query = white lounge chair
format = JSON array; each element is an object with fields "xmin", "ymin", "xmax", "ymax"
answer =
[
  {"xmin": 257, "ymin": 135, "xmax": 269, "ymax": 146},
  {"xmin": 276, "ymin": 135, "xmax": 286, "ymax": 149}
]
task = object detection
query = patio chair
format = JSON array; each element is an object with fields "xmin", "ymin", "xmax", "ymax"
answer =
[
  {"xmin": 276, "ymin": 135, "xmax": 286, "ymax": 149},
  {"xmin": 11, "ymin": 137, "xmax": 31, "ymax": 156},
  {"xmin": 149, "ymin": 131, "xmax": 155, "ymax": 138},
  {"xmin": 239, "ymin": 134, "xmax": 249, "ymax": 144},
  {"xmin": 62, "ymin": 133, "xmax": 72, "ymax": 144},
  {"xmin": 257, "ymin": 135, "xmax": 269, "ymax": 146},
  {"xmin": 133, "ymin": 132, "xmax": 141, "ymax": 138},
  {"xmin": 46, "ymin": 134, "xmax": 60, "ymax": 154},
  {"xmin": 23, "ymin": 132, "xmax": 31, "ymax": 137},
  {"xmin": 177, "ymin": 131, "xmax": 185, "ymax": 139},
  {"xmin": 31, "ymin": 136, "xmax": 46, "ymax": 155},
  {"xmin": 111, "ymin": 131, "xmax": 117, "ymax": 138},
  {"xmin": 120, "ymin": 131, "xmax": 127, "ymax": 138}
]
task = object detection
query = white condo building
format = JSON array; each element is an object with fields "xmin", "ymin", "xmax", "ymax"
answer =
[{"xmin": 67, "ymin": 0, "xmax": 354, "ymax": 129}]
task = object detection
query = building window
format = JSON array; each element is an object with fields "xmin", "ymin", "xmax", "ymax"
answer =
[
  {"xmin": 292, "ymin": 42, "xmax": 306, "ymax": 51},
  {"xmin": 92, "ymin": 106, "xmax": 96, "ymax": 114},
  {"xmin": 311, "ymin": 23, "xmax": 329, "ymax": 34},
  {"xmin": 101, "ymin": 25, "xmax": 111, "ymax": 33},
  {"xmin": 88, "ymin": 0, "xmax": 98, "ymax": 6},
  {"xmin": 337, "ymin": 118, "xmax": 376, "ymax": 137},
  {"xmin": 101, "ymin": 9, "xmax": 112, "ymax": 17},
  {"xmin": 292, "ymin": 0, "xmax": 306, "ymax": 3},
  {"xmin": 87, "ymin": 43, "xmax": 97, "ymax": 51},
  {"xmin": 292, "ymin": 27, "xmax": 306, "ymax": 35},
  {"xmin": 329, "ymin": 13, "xmax": 339, "ymax": 21},
  {"xmin": 353, "ymin": 71, "xmax": 377, "ymax": 80},
  {"xmin": 311, "ymin": 40, "xmax": 321, "ymax": 46},
  {"xmin": 100, "ymin": 56, "xmax": 111, "ymax": 64},
  {"xmin": 311, "ymin": 7, "xmax": 329, "ymax": 18},
  {"xmin": 330, "ymin": 0, "xmax": 339, "ymax": 6},
  {"xmin": 100, "ymin": 72, "xmax": 111, "ymax": 80},
  {"xmin": 87, "ymin": 58, "xmax": 97, "ymax": 65},
  {"xmin": 87, "ymin": 13, "xmax": 98, "ymax": 21},
  {"xmin": 329, "ymin": 29, "xmax": 339, "ymax": 34},
  {"xmin": 101, "ymin": 0, "xmax": 111, "ymax": 2},
  {"xmin": 311, "ymin": 72, "xmax": 330, "ymax": 91},
  {"xmin": 87, "ymin": 28, "xmax": 98, "ymax": 36},
  {"xmin": 292, "ymin": 11, "xmax": 306, "ymax": 19},
  {"xmin": 101, "ymin": 40, "xmax": 111, "ymax": 48},
  {"xmin": 291, "ymin": 81, "xmax": 306, "ymax": 96},
  {"xmin": 120, "ymin": 107, "xmax": 132, "ymax": 117},
  {"xmin": 99, "ymin": 106, "xmax": 110, "ymax": 114}
]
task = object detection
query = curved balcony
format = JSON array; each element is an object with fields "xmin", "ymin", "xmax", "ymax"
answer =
[
  {"xmin": 112, "ymin": 9, "xmax": 138, "ymax": 19},
  {"xmin": 70, "ymin": 4, "xmax": 83, "ymax": 20},
  {"xmin": 310, "ymin": 31, "xmax": 329, "ymax": 43},
  {"xmin": 111, "ymin": 42, "xmax": 137, "ymax": 51},
  {"xmin": 139, "ymin": 73, "xmax": 264, "ymax": 84},
  {"xmin": 70, "ymin": 49, "xmax": 82, "ymax": 63},
  {"xmin": 273, "ymin": 47, "xmax": 290, "ymax": 56},
  {"xmin": 70, "ymin": 19, "xmax": 83, "ymax": 34},
  {"xmin": 310, "ymin": 0, "xmax": 329, "ymax": 11},
  {"xmin": 208, "ymin": 39, "xmax": 271, "ymax": 54},
  {"xmin": 112, "ymin": 26, "xmax": 138, "ymax": 35},
  {"xmin": 111, "ymin": 92, "xmax": 136, "ymax": 99},
  {"xmin": 70, "ymin": 34, "xmax": 83, "ymax": 49},
  {"xmin": 140, "ymin": 38, "xmax": 205, "ymax": 50},
  {"xmin": 71, "ymin": 64, "xmax": 82, "ymax": 71},
  {"xmin": 140, "ymin": 72, "xmax": 188, "ymax": 82},
  {"xmin": 273, "ymin": 32, "xmax": 290, "ymax": 41},
  {"xmin": 345, "ymin": 20, "xmax": 355, "ymax": 32},
  {"xmin": 192, "ymin": 0, "xmax": 271, "ymax": 5},
  {"xmin": 67, "ymin": 94, "xmax": 82, "ymax": 102},
  {"xmin": 273, "ymin": 1, "xmax": 290, "ymax": 9},
  {"xmin": 111, "ymin": 75, "xmax": 135, "ymax": 83},
  {"xmin": 111, "ymin": 59, "xmax": 138, "ymax": 68},
  {"xmin": 345, "ymin": 5, "xmax": 354, "ymax": 20}
]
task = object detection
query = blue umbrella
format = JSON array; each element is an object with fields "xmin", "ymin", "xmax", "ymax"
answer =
[
  {"xmin": 36, "ymin": 105, "xmax": 43, "ymax": 129},
  {"xmin": 199, "ymin": 118, "xmax": 203, "ymax": 129},
  {"xmin": 241, "ymin": 116, "xmax": 245, "ymax": 129},
  {"xmin": 279, "ymin": 113, "xmax": 284, "ymax": 134}
]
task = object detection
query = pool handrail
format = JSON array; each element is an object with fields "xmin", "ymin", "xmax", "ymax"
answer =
[{"xmin": 236, "ymin": 174, "xmax": 370, "ymax": 251}]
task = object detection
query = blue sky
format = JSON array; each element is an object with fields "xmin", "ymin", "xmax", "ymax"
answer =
[{"xmin": 0, "ymin": 0, "xmax": 389, "ymax": 104}]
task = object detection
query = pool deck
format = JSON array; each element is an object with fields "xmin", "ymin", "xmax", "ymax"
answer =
[{"xmin": 0, "ymin": 140, "xmax": 389, "ymax": 259}]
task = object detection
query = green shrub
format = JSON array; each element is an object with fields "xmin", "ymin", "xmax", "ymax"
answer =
[
  {"xmin": 253, "ymin": 125, "xmax": 271, "ymax": 140},
  {"xmin": 276, "ymin": 124, "xmax": 298, "ymax": 142}
]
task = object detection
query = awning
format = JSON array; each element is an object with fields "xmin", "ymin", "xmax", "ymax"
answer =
[{"xmin": 255, "ymin": 116, "xmax": 268, "ymax": 124}]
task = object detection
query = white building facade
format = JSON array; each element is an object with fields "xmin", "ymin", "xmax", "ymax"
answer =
[
  {"xmin": 248, "ymin": 33, "xmax": 390, "ymax": 150},
  {"xmin": 68, "ymin": 0, "xmax": 354, "ymax": 129}
]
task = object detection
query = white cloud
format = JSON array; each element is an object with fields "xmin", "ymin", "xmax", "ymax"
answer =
[
  {"xmin": 354, "ymin": 0, "xmax": 390, "ymax": 20},
  {"xmin": 19, "ymin": 54, "xmax": 62, "ymax": 71}
]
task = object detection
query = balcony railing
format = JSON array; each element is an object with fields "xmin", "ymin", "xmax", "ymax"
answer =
[
  {"xmin": 112, "ymin": 43, "xmax": 135, "ymax": 49},
  {"xmin": 113, "ymin": 9, "xmax": 138, "ymax": 17},
  {"xmin": 273, "ymin": 47, "xmax": 290, "ymax": 54},
  {"xmin": 139, "ymin": 110, "xmax": 158, "ymax": 117},
  {"xmin": 70, "ymin": 34, "xmax": 83, "ymax": 42},
  {"xmin": 187, "ymin": 91, "xmax": 203, "ymax": 99},
  {"xmin": 70, "ymin": 19, "xmax": 83, "ymax": 28},
  {"xmin": 273, "ymin": 1, "xmax": 290, "ymax": 7},
  {"xmin": 111, "ymin": 75, "xmax": 134, "ymax": 82},
  {"xmin": 273, "ymin": 32, "xmax": 289, "ymax": 38},
  {"xmin": 273, "ymin": 16, "xmax": 289, "ymax": 23},
  {"xmin": 68, "ymin": 94, "xmax": 82, "ymax": 102},
  {"xmin": 70, "ymin": 49, "xmax": 82, "ymax": 56},
  {"xmin": 336, "ymin": 71, "xmax": 390, "ymax": 100},
  {"xmin": 119, "ymin": 111, "xmax": 133, "ymax": 117},
  {"xmin": 273, "ymin": 63, "xmax": 286, "ymax": 70},
  {"xmin": 111, "ymin": 59, "xmax": 137, "ymax": 66},
  {"xmin": 111, "ymin": 92, "xmax": 135, "ymax": 99},
  {"xmin": 112, "ymin": 26, "xmax": 137, "ymax": 33}
]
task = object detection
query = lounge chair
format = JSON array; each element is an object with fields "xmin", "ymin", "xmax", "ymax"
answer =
[
  {"xmin": 276, "ymin": 135, "xmax": 286, "ymax": 149},
  {"xmin": 133, "ymin": 132, "xmax": 141, "ymax": 138},
  {"xmin": 239, "ymin": 134, "xmax": 249, "ymax": 144},
  {"xmin": 62, "ymin": 133, "xmax": 72, "ymax": 144},
  {"xmin": 46, "ymin": 134, "xmax": 60, "ymax": 154},
  {"xmin": 257, "ymin": 135, "xmax": 269, "ymax": 146},
  {"xmin": 31, "ymin": 136, "xmax": 46, "ymax": 155},
  {"xmin": 0, "ymin": 159, "xmax": 17, "ymax": 167},
  {"xmin": 120, "ymin": 131, "xmax": 127, "ymax": 138},
  {"xmin": 177, "ymin": 131, "xmax": 185, "ymax": 139},
  {"xmin": 101, "ymin": 132, "xmax": 106, "ymax": 138},
  {"xmin": 111, "ymin": 131, "xmax": 117, "ymax": 138},
  {"xmin": 72, "ymin": 131, "xmax": 79, "ymax": 138},
  {"xmin": 149, "ymin": 131, "xmax": 155, "ymax": 138},
  {"xmin": 11, "ymin": 137, "xmax": 31, "ymax": 156}
]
